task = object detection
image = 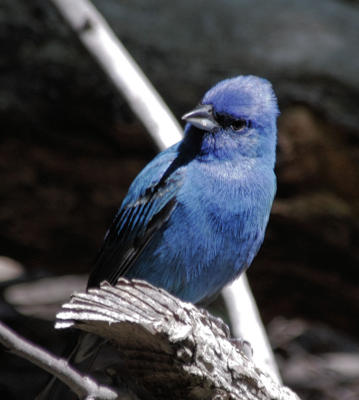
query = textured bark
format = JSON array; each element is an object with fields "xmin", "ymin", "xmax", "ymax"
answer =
[{"xmin": 55, "ymin": 279, "xmax": 300, "ymax": 400}]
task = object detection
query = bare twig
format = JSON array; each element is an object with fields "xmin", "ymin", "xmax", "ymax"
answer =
[
  {"xmin": 49, "ymin": 0, "xmax": 279, "ymax": 383},
  {"xmin": 0, "ymin": 321, "xmax": 118, "ymax": 400}
]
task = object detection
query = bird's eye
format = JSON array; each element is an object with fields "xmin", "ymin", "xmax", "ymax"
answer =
[
  {"xmin": 230, "ymin": 119, "xmax": 247, "ymax": 131},
  {"xmin": 214, "ymin": 111, "xmax": 251, "ymax": 132}
]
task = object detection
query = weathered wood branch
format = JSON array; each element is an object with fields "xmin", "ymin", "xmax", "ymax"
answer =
[
  {"xmin": 55, "ymin": 279, "xmax": 300, "ymax": 400},
  {"xmin": 0, "ymin": 321, "xmax": 118, "ymax": 400}
]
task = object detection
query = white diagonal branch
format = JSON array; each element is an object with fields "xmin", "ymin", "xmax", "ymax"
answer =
[
  {"xmin": 222, "ymin": 275, "xmax": 282, "ymax": 383},
  {"xmin": 51, "ymin": 0, "xmax": 183, "ymax": 150}
]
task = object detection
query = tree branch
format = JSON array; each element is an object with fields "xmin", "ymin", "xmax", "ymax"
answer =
[
  {"xmin": 50, "ymin": 0, "xmax": 183, "ymax": 150},
  {"xmin": 54, "ymin": 279, "xmax": 299, "ymax": 400},
  {"xmin": 0, "ymin": 321, "xmax": 118, "ymax": 400},
  {"xmin": 222, "ymin": 275, "xmax": 282, "ymax": 383}
]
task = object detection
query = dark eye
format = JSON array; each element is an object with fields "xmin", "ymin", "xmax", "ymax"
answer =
[
  {"xmin": 214, "ymin": 111, "xmax": 251, "ymax": 132},
  {"xmin": 230, "ymin": 119, "xmax": 247, "ymax": 131}
]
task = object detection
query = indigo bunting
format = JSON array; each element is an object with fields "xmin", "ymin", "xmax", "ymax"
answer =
[
  {"xmin": 38, "ymin": 75, "xmax": 278, "ymax": 399},
  {"xmin": 89, "ymin": 75, "xmax": 278, "ymax": 303}
]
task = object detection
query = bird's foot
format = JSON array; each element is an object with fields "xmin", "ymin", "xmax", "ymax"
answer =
[
  {"xmin": 230, "ymin": 338, "xmax": 253, "ymax": 359},
  {"xmin": 198, "ymin": 307, "xmax": 231, "ymax": 338},
  {"xmin": 198, "ymin": 308, "xmax": 252, "ymax": 358}
]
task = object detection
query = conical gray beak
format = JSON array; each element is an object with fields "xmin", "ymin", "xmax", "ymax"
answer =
[{"xmin": 182, "ymin": 104, "xmax": 220, "ymax": 131}]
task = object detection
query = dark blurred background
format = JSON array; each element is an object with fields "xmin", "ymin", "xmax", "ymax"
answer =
[{"xmin": 0, "ymin": 0, "xmax": 358, "ymax": 399}]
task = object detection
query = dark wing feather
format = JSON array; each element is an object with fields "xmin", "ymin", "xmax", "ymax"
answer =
[{"xmin": 87, "ymin": 171, "xmax": 182, "ymax": 288}]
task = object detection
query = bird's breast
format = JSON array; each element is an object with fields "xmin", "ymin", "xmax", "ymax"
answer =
[{"xmin": 131, "ymin": 158, "xmax": 275, "ymax": 303}]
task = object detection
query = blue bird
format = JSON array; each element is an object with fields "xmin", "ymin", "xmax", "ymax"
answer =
[
  {"xmin": 37, "ymin": 75, "xmax": 278, "ymax": 399},
  {"xmin": 88, "ymin": 75, "xmax": 279, "ymax": 304}
]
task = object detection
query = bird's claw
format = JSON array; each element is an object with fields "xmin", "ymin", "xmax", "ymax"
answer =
[{"xmin": 230, "ymin": 338, "xmax": 253, "ymax": 359}]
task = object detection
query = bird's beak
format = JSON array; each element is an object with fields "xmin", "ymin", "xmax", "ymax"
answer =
[{"xmin": 181, "ymin": 104, "xmax": 220, "ymax": 131}]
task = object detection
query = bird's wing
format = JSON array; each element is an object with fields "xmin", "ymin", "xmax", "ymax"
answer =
[{"xmin": 87, "ymin": 144, "xmax": 184, "ymax": 288}]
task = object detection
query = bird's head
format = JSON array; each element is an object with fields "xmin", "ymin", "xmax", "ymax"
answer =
[{"xmin": 182, "ymin": 75, "xmax": 279, "ymax": 165}]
